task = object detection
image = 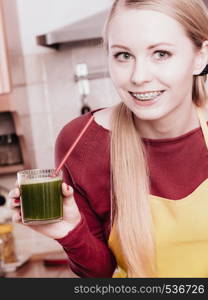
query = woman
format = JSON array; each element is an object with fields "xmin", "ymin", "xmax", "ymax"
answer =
[{"xmin": 9, "ymin": 0, "xmax": 208, "ymax": 278}]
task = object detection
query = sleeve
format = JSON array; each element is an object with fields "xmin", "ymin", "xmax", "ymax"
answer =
[{"xmin": 54, "ymin": 118, "xmax": 117, "ymax": 278}]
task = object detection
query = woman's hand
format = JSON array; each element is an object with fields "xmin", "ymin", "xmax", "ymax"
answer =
[{"xmin": 8, "ymin": 183, "xmax": 81, "ymax": 240}]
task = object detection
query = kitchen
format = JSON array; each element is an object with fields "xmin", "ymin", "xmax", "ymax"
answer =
[
  {"xmin": 1, "ymin": 0, "xmax": 208, "ymax": 282},
  {"xmin": 0, "ymin": 0, "xmax": 118, "ymax": 278}
]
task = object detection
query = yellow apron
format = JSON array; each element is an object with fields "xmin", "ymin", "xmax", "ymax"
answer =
[{"xmin": 108, "ymin": 106, "xmax": 208, "ymax": 278}]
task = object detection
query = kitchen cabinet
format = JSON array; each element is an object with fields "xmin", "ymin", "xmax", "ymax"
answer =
[
  {"xmin": 0, "ymin": 120, "xmax": 29, "ymax": 176},
  {"xmin": 0, "ymin": 0, "xmax": 11, "ymax": 96}
]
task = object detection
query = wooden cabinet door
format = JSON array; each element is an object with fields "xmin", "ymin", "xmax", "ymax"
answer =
[{"xmin": 0, "ymin": 0, "xmax": 11, "ymax": 94}]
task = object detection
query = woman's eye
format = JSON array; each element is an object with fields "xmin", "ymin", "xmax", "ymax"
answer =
[
  {"xmin": 113, "ymin": 52, "xmax": 133, "ymax": 61},
  {"xmin": 154, "ymin": 50, "xmax": 171, "ymax": 60}
]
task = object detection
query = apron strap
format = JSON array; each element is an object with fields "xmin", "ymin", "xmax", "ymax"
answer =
[{"xmin": 196, "ymin": 106, "xmax": 208, "ymax": 150}]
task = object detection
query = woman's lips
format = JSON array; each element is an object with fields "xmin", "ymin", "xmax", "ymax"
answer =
[{"xmin": 129, "ymin": 90, "xmax": 165, "ymax": 106}]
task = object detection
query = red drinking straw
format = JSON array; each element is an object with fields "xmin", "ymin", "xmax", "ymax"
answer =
[{"xmin": 53, "ymin": 115, "xmax": 94, "ymax": 176}]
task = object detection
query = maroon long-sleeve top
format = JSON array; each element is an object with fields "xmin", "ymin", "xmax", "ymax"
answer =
[{"xmin": 55, "ymin": 108, "xmax": 208, "ymax": 278}]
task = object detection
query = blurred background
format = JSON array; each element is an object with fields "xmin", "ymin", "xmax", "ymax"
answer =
[{"xmin": 0, "ymin": 0, "xmax": 120, "ymax": 277}]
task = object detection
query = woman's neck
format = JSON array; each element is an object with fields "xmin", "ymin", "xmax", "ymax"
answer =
[{"xmin": 134, "ymin": 103, "xmax": 201, "ymax": 139}]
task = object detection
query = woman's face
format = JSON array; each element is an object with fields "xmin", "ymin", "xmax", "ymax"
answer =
[{"xmin": 107, "ymin": 8, "xmax": 202, "ymax": 121}]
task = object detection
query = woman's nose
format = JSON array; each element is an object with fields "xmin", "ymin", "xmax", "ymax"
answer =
[{"xmin": 131, "ymin": 60, "xmax": 153, "ymax": 85}]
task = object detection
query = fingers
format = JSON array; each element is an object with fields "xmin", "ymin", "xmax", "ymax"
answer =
[
  {"xmin": 9, "ymin": 198, "xmax": 20, "ymax": 209},
  {"xmin": 11, "ymin": 207, "xmax": 22, "ymax": 223},
  {"xmin": 8, "ymin": 188, "xmax": 20, "ymax": 209},
  {"xmin": 8, "ymin": 187, "xmax": 20, "ymax": 199},
  {"xmin": 8, "ymin": 187, "xmax": 21, "ymax": 224},
  {"xmin": 15, "ymin": 180, "xmax": 19, "ymax": 188},
  {"xmin": 62, "ymin": 182, "xmax": 73, "ymax": 198}
]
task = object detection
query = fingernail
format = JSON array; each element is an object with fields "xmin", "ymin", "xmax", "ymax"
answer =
[
  {"xmin": 67, "ymin": 185, "xmax": 70, "ymax": 191},
  {"xmin": 14, "ymin": 188, "xmax": 19, "ymax": 196},
  {"xmin": 63, "ymin": 183, "xmax": 69, "ymax": 191}
]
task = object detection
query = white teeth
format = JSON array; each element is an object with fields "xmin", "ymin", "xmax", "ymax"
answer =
[{"xmin": 132, "ymin": 91, "xmax": 163, "ymax": 101}]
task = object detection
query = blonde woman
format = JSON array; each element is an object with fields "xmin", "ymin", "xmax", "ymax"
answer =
[{"xmin": 9, "ymin": 0, "xmax": 208, "ymax": 278}]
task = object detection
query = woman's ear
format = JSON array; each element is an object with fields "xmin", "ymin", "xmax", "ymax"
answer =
[{"xmin": 193, "ymin": 40, "xmax": 208, "ymax": 75}]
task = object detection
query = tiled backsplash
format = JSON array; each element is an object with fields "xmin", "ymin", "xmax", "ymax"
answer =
[
  {"xmin": 1, "ymin": 39, "xmax": 119, "ymax": 256},
  {"xmin": 13, "ymin": 40, "xmax": 119, "ymax": 170}
]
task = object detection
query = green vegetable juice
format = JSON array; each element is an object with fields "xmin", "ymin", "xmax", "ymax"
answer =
[{"xmin": 20, "ymin": 177, "xmax": 63, "ymax": 224}]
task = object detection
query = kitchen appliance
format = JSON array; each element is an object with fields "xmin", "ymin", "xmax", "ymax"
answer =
[
  {"xmin": 36, "ymin": 10, "xmax": 109, "ymax": 48},
  {"xmin": 75, "ymin": 63, "xmax": 110, "ymax": 115},
  {"xmin": 0, "ymin": 112, "xmax": 23, "ymax": 166},
  {"xmin": 75, "ymin": 63, "xmax": 91, "ymax": 115},
  {"xmin": 0, "ymin": 133, "xmax": 23, "ymax": 166},
  {"xmin": 0, "ymin": 112, "xmax": 15, "ymax": 135}
]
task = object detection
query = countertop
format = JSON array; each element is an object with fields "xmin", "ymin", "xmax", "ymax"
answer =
[{"xmin": 4, "ymin": 251, "xmax": 79, "ymax": 278}]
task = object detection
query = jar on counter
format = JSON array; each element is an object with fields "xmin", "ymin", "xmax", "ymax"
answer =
[
  {"xmin": 0, "ymin": 198, "xmax": 17, "ymax": 265},
  {"xmin": 0, "ymin": 224, "xmax": 17, "ymax": 264},
  {"xmin": 0, "ymin": 133, "xmax": 23, "ymax": 166}
]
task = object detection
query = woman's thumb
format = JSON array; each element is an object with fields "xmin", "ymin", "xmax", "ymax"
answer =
[{"xmin": 62, "ymin": 183, "xmax": 73, "ymax": 197}]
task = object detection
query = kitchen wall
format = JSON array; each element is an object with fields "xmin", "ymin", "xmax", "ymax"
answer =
[
  {"xmin": 16, "ymin": 0, "xmax": 113, "ymax": 55},
  {"xmin": 22, "ymin": 39, "xmax": 120, "ymax": 169},
  {"xmin": 1, "ymin": 0, "xmax": 119, "ymax": 257}
]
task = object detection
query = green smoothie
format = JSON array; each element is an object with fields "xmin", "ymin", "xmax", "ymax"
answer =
[{"xmin": 20, "ymin": 177, "xmax": 63, "ymax": 224}]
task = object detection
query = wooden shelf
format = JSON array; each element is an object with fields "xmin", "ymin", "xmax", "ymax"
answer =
[{"xmin": 0, "ymin": 164, "xmax": 25, "ymax": 175}]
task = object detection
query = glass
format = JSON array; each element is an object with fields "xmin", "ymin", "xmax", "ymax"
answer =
[{"xmin": 17, "ymin": 169, "xmax": 63, "ymax": 225}]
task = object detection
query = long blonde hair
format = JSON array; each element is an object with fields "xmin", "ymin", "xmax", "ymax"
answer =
[{"xmin": 103, "ymin": 0, "xmax": 208, "ymax": 277}]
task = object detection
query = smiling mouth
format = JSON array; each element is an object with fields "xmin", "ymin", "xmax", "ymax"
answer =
[{"xmin": 130, "ymin": 90, "xmax": 165, "ymax": 101}]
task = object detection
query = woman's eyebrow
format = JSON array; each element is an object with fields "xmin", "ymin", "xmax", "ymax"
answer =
[
  {"xmin": 110, "ymin": 45, "xmax": 131, "ymax": 50},
  {"xmin": 148, "ymin": 42, "xmax": 175, "ymax": 49},
  {"xmin": 110, "ymin": 42, "xmax": 175, "ymax": 50}
]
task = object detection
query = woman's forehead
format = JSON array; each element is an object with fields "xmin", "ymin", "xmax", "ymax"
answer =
[{"xmin": 108, "ymin": 9, "xmax": 190, "ymax": 48}]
